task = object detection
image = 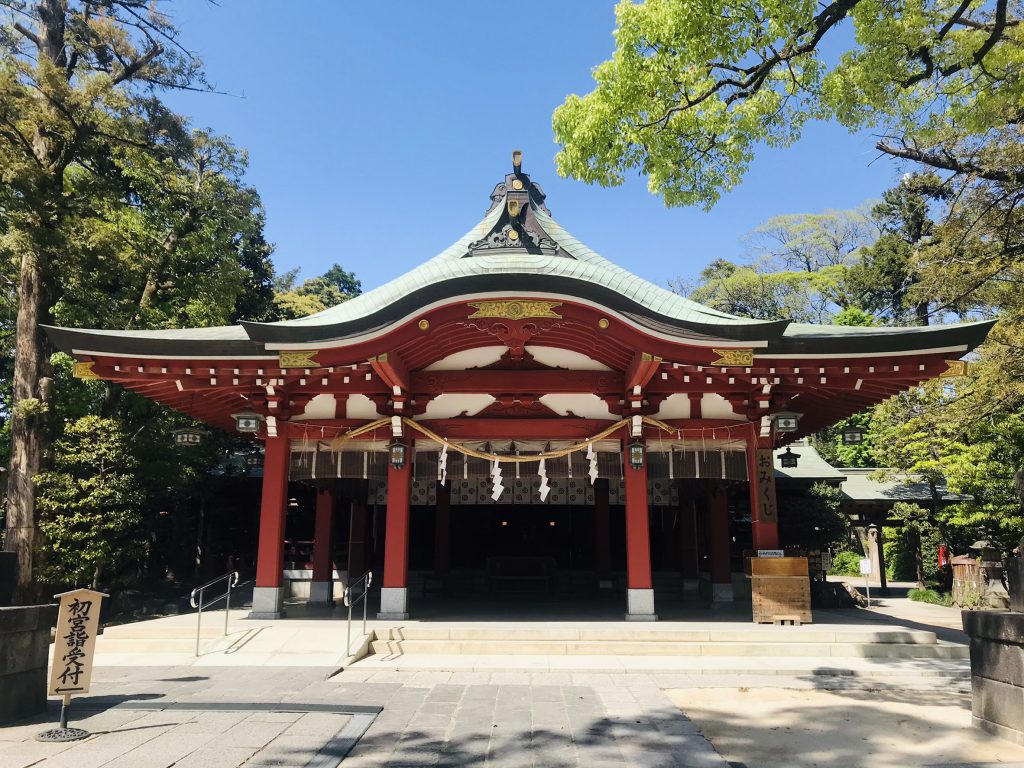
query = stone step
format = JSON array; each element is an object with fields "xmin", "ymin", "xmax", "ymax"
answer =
[
  {"xmin": 352, "ymin": 652, "xmax": 971, "ymax": 678},
  {"xmin": 367, "ymin": 638, "xmax": 967, "ymax": 659},
  {"xmin": 371, "ymin": 626, "xmax": 940, "ymax": 645}
]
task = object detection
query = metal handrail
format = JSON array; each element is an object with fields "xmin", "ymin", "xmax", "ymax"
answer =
[
  {"xmin": 343, "ymin": 570, "xmax": 373, "ymax": 657},
  {"xmin": 190, "ymin": 570, "xmax": 240, "ymax": 657}
]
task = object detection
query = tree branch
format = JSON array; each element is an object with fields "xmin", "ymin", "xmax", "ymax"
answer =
[
  {"xmin": 109, "ymin": 43, "xmax": 163, "ymax": 87},
  {"xmin": 12, "ymin": 21, "xmax": 41, "ymax": 48},
  {"xmin": 876, "ymin": 141, "xmax": 1023, "ymax": 184}
]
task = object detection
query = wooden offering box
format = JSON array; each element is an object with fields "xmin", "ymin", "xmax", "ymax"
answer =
[{"xmin": 750, "ymin": 556, "xmax": 812, "ymax": 624}]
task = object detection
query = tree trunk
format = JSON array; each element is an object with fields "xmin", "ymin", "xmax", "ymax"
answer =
[
  {"xmin": 5, "ymin": 243, "xmax": 55, "ymax": 603},
  {"xmin": 3, "ymin": 0, "xmax": 66, "ymax": 602},
  {"xmin": 914, "ymin": 528, "xmax": 926, "ymax": 587}
]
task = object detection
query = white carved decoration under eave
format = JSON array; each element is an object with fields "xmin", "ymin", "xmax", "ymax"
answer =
[
  {"xmin": 702, "ymin": 393, "xmax": 746, "ymax": 420},
  {"xmin": 539, "ymin": 393, "xmax": 616, "ymax": 420},
  {"xmin": 525, "ymin": 346, "xmax": 613, "ymax": 371},
  {"xmin": 418, "ymin": 393, "xmax": 496, "ymax": 420},
  {"xmin": 294, "ymin": 393, "xmax": 337, "ymax": 420},
  {"xmin": 345, "ymin": 393, "xmax": 382, "ymax": 420},
  {"xmin": 651, "ymin": 393, "xmax": 691, "ymax": 420},
  {"xmin": 422, "ymin": 346, "xmax": 506, "ymax": 371}
]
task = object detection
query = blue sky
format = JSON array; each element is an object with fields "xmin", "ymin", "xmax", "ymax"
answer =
[{"xmin": 163, "ymin": 1, "xmax": 901, "ymax": 292}]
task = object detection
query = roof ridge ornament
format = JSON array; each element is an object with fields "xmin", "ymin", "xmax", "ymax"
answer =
[{"xmin": 468, "ymin": 150, "xmax": 569, "ymax": 258}]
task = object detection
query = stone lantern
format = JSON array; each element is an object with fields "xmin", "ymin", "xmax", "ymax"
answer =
[{"xmin": 970, "ymin": 540, "xmax": 1011, "ymax": 610}]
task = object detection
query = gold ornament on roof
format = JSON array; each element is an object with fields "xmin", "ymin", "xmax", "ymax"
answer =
[
  {"xmin": 73, "ymin": 361, "xmax": 100, "ymax": 380},
  {"xmin": 466, "ymin": 300, "xmax": 562, "ymax": 320},
  {"xmin": 940, "ymin": 359, "xmax": 969, "ymax": 377},
  {"xmin": 710, "ymin": 348, "xmax": 754, "ymax": 366},
  {"xmin": 511, "ymin": 179, "xmax": 524, "ymax": 190},
  {"xmin": 418, "ymin": 319, "xmax": 430, "ymax": 331},
  {"xmin": 279, "ymin": 351, "xmax": 319, "ymax": 369}
]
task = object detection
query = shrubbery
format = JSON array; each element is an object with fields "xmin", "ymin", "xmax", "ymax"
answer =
[
  {"xmin": 829, "ymin": 550, "xmax": 863, "ymax": 576},
  {"xmin": 908, "ymin": 587, "xmax": 952, "ymax": 607}
]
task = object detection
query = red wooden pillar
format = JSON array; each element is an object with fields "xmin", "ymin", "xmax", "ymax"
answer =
[
  {"xmin": 251, "ymin": 435, "xmax": 290, "ymax": 618},
  {"xmin": 434, "ymin": 481, "xmax": 451, "ymax": 576},
  {"xmin": 309, "ymin": 486, "xmax": 335, "ymax": 605},
  {"xmin": 623, "ymin": 442, "xmax": 657, "ymax": 620},
  {"xmin": 379, "ymin": 455, "xmax": 412, "ymax": 619},
  {"xmin": 594, "ymin": 479, "xmax": 611, "ymax": 578},
  {"xmin": 348, "ymin": 495, "xmax": 368, "ymax": 580},
  {"xmin": 707, "ymin": 482, "xmax": 733, "ymax": 602},
  {"xmin": 747, "ymin": 433, "xmax": 780, "ymax": 549}
]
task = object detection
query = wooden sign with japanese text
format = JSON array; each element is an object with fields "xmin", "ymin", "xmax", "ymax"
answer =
[
  {"xmin": 754, "ymin": 449, "xmax": 778, "ymax": 523},
  {"xmin": 48, "ymin": 588, "xmax": 106, "ymax": 697}
]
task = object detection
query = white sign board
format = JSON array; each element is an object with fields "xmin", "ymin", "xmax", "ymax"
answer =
[
  {"xmin": 859, "ymin": 558, "xmax": 872, "ymax": 575},
  {"xmin": 757, "ymin": 549, "xmax": 785, "ymax": 558},
  {"xmin": 48, "ymin": 588, "xmax": 106, "ymax": 697}
]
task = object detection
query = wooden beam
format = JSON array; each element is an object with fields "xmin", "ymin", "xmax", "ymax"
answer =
[
  {"xmin": 368, "ymin": 351, "xmax": 410, "ymax": 392},
  {"xmin": 624, "ymin": 352, "xmax": 663, "ymax": 392},
  {"xmin": 410, "ymin": 370, "xmax": 624, "ymax": 395}
]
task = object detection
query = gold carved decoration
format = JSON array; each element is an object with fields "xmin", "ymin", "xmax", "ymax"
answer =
[
  {"xmin": 466, "ymin": 300, "xmax": 562, "ymax": 320},
  {"xmin": 507, "ymin": 229, "xmax": 519, "ymax": 241},
  {"xmin": 598, "ymin": 318, "xmax": 610, "ymax": 329},
  {"xmin": 418, "ymin": 319, "xmax": 430, "ymax": 331},
  {"xmin": 711, "ymin": 348, "xmax": 754, "ymax": 367},
  {"xmin": 279, "ymin": 351, "xmax": 319, "ymax": 369},
  {"xmin": 73, "ymin": 361, "xmax": 100, "ymax": 380},
  {"xmin": 511, "ymin": 179, "xmax": 524, "ymax": 190},
  {"xmin": 940, "ymin": 359, "xmax": 969, "ymax": 378}
]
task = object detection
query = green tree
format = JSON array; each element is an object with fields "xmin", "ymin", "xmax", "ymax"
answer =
[
  {"xmin": 553, "ymin": 0, "xmax": 1022, "ymax": 208},
  {"xmin": 273, "ymin": 264, "xmax": 362, "ymax": 320},
  {"xmin": 35, "ymin": 415, "xmax": 145, "ymax": 589},
  {"xmin": 0, "ymin": 0, "xmax": 206, "ymax": 597},
  {"xmin": 777, "ymin": 482, "xmax": 848, "ymax": 550}
]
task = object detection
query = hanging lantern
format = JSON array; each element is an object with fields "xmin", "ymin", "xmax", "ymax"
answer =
[
  {"xmin": 389, "ymin": 440, "xmax": 408, "ymax": 470},
  {"xmin": 774, "ymin": 413, "xmax": 799, "ymax": 433},
  {"xmin": 172, "ymin": 427, "xmax": 207, "ymax": 447},
  {"xmin": 232, "ymin": 409, "xmax": 263, "ymax": 434},
  {"xmin": 778, "ymin": 446, "xmax": 801, "ymax": 468},
  {"xmin": 841, "ymin": 426, "xmax": 866, "ymax": 445},
  {"xmin": 628, "ymin": 440, "xmax": 646, "ymax": 471}
]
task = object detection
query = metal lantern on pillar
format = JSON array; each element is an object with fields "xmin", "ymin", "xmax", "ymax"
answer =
[
  {"xmin": 778, "ymin": 446, "xmax": 801, "ymax": 468},
  {"xmin": 628, "ymin": 440, "xmax": 646, "ymax": 471},
  {"xmin": 231, "ymin": 409, "xmax": 263, "ymax": 434},
  {"xmin": 842, "ymin": 426, "xmax": 866, "ymax": 445},
  {"xmin": 172, "ymin": 427, "xmax": 207, "ymax": 447},
  {"xmin": 389, "ymin": 440, "xmax": 408, "ymax": 470}
]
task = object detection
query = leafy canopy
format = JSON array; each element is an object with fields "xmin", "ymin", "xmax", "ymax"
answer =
[{"xmin": 554, "ymin": 0, "xmax": 1022, "ymax": 207}]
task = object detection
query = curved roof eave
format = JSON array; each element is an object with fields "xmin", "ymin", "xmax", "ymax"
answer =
[{"xmin": 767, "ymin": 319, "xmax": 996, "ymax": 356}]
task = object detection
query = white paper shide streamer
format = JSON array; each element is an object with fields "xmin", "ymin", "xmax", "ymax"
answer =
[
  {"xmin": 586, "ymin": 443, "xmax": 599, "ymax": 485},
  {"xmin": 490, "ymin": 459, "xmax": 504, "ymax": 501},
  {"xmin": 438, "ymin": 442, "xmax": 449, "ymax": 486},
  {"xmin": 537, "ymin": 458, "xmax": 550, "ymax": 502}
]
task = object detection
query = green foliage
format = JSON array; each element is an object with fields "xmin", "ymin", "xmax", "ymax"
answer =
[
  {"xmin": 273, "ymin": 263, "xmax": 362, "ymax": 319},
  {"xmin": 779, "ymin": 482, "xmax": 849, "ymax": 550},
  {"xmin": 36, "ymin": 416, "xmax": 145, "ymax": 589},
  {"xmin": 554, "ymin": 0, "xmax": 1021, "ymax": 208},
  {"xmin": 829, "ymin": 549, "xmax": 863, "ymax": 576},
  {"xmin": 908, "ymin": 587, "xmax": 952, "ymax": 606}
]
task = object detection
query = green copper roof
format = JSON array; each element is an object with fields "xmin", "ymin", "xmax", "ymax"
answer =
[{"xmin": 260, "ymin": 194, "xmax": 764, "ymax": 331}]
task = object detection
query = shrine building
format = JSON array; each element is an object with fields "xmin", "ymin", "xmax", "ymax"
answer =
[{"xmin": 45, "ymin": 153, "xmax": 993, "ymax": 621}]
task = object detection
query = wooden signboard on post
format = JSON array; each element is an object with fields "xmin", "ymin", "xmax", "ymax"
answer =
[{"xmin": 37, "ymin": 588, "xmax": 107, "ymax": 742}]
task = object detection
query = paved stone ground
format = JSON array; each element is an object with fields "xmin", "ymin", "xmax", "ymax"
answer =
[{"xmin": 0, "ymin": 666, "xmax": 728, "ymax": 767}]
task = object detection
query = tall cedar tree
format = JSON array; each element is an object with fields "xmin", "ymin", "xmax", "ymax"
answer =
[{"xmin": 0, "ymin": 0, "xmax": 204, "ymax": 599}]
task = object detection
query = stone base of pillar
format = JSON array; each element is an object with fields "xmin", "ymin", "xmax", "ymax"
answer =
[
  {"xmin": 625, "ymin": 588, "xmax": 658, "ymax": 621},
  {"xmin": 248, "ymin": 586, "xmax": 286, "ymax": 619},
  {"xmin": 711, "ymin": 582, "xmax": 734, "ymax": 602},
  {"xmin": 377, "ymin": 586, "xmax": 409, "ymax": 620},
  {"xmin": 308, "ymin": 580, "xmax": 334, "ymax": 605}
]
